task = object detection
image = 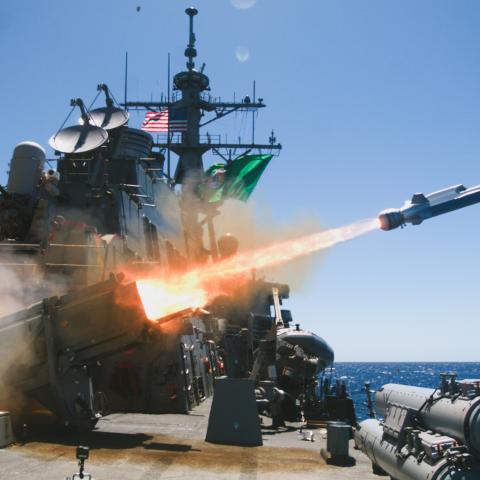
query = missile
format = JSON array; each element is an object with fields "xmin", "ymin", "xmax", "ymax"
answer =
[{"xmin": 378, "ymin": 183, "xmax": 480, "ymax": 231}]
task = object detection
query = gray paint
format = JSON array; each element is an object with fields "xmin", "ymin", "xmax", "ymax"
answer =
[
  {"xmin": 355, "ymin": 419, "xmax": 480, "ymax": 480},
  {"xmin": 206, "ymin": 377, "xmax": 262, "ymax": 446},
  {"xmin": 376, "ymin": 383, "xmax": 480, "ymax": 458},
  {"xmin": 7, "ymin": 141, "xmax": 45, "ymax": 196}
]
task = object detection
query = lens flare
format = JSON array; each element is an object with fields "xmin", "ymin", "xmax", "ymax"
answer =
[
  {"xmin": 135, "ymin": 218, "xmax": 379, "ymax": 320},
  {"xmin": 235, "ymin": 46, "xmax": 250, "ymax": 62},
  {"xmin": 231, "ymin": 0, "xmax": 256, "ymax": 10}
]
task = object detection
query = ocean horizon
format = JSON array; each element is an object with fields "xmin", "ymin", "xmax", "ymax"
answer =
[{"xmin": 323, "ymin": 361, "xmax": 480, "ymax": 420}]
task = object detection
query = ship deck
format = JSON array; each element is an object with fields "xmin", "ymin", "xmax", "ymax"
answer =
[{"xmin": 1, "ymin": 400, "xmax": 377, "ymax": 479}]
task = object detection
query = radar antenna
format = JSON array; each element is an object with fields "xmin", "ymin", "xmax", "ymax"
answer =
[{"xmin": 184, "ymin": 7, "xmax": 198, "ymax": 71}]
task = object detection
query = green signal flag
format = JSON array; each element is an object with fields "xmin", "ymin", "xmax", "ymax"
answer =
[{"xmin": 202, "ymin": 154, "xmax": 273, "ymax": 203}]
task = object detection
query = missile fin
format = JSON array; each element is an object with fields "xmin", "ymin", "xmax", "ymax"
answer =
[{"xmin": 411, "ymin": 193, "xmax": 428, "ymax": 204}]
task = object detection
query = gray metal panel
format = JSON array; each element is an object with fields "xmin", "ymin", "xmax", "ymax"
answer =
[
  {"xmin": 53, "ymin": 279, "xmax": 148, "ymax": 361},
  {"xmin": 112, "ymin": 127, "xmax": 153, "ymax": 159},
  {"xmin": 206, "ymin": 377, "xmax": 262, "ymax": 446}
]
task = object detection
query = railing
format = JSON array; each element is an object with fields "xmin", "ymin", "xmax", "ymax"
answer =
[
  {"xmin": 166, "ymin": 92, "xmax": 224, "ymax": 104},
  {"xmin": 153, "ymin": 133, "xmax": 222, "ymax": 145},
  {"xmin": 0, "ymin": 243, "xmax": 41, "ymax": 250},
  {"xmin": 0, "ymin": 242, "xmax": 107, "ymax": 269}
]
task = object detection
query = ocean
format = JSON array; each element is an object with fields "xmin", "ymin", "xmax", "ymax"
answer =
[{"xmin": 326, "ymin": 362, "xmax": 480, "ymax": 420}]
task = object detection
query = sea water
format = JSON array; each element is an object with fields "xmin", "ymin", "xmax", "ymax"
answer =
[{"xmin": 325, "ymin": 362, "xmax": 480, "ymax": 420}]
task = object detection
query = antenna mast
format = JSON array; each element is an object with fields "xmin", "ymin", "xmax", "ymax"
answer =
[
  {"xmin": 123, "ymin": 7, "xmax": 282, "ymax": 263},
  {"xmin": 124, "ymin": 52, "xmax": 128, "ymax": 110},
  {"xmin": 185, "ymin": 7, "xmax": 198, "ymax": 71},
  {"xmin": 167, "ymin": 52, "xmax": 171, "ymax": 179}
]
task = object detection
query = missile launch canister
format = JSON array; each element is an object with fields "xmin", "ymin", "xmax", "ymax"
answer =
[{"xmin": 378, "ymin": 183, "xmax": 480, "ymax": 231}]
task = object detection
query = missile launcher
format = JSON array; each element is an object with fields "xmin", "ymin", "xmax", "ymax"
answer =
[
  {"xmin": 0, "ymin": 276, "xmax": 149, "ymax": 429},
  {"xmin": 355, "ymin": 374, "xmax": 480, "ymax": 479}
]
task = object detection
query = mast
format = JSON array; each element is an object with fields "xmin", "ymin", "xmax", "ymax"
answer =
[
  {"xmin": 124, "ymin": 51, "xmax": 128, "ymax": 109},
  {"xmin": 124, "ymin": 7, "xmax": 282, "ymax": 263}
]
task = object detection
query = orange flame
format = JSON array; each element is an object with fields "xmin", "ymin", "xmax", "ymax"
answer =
[
  {"xmin": 136, "ymin": 218, "xmax": 379, "ymax": 320},
  {"xmin": 136, "ymin": 275, "xmax": 208, "ymax": 321}
]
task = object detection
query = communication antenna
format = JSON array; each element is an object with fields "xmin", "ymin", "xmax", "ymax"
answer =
[
  {"xmin": 124, "ymin": 51, "xmax": 129, "ymax": 110},
  {"xmin": 184, "ymin": 7, "xmax": 198, "ymax": 71},
  {"xmin": 49, "ymin": 98, "xmax": 108, "ymax": 154},
  {"xmin": 87, "ymin": 84, "xmax": 129, "ymax": 130},
  {"xmin": 167, "ymin": 52, "xmax": 171, "ymax": 179}
]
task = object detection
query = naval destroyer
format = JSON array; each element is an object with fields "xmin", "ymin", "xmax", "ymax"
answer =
[{"xmin": 0, "ymin": 4, "xmax": 337, "ymax": 426}]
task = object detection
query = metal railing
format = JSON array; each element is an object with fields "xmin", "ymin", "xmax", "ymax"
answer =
[{"xmin": 153, "ymin": 133, "xmax": 221, "ymax": 145}]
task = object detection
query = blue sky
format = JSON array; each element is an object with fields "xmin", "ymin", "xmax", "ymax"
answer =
[{"xmin": 1, "ymin": 0, "xmax": 480, "ymax": 361}]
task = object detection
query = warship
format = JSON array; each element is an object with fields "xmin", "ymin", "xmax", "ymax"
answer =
[
  {"xmin": 0, "ymin": 6, "xmax": 352, "ymax": 480},
  {"xmin": 0, "ymin": 4, "xmax": 339, "ymax": 425},
  {"xmin": 1, "ymin": 6, "xmax": 480, "ymax": 480}
]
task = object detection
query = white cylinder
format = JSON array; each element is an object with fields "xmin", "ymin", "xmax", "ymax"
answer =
[{"xmin": 7, "ymin": 141, "xmax": 46, "ymax": 196}]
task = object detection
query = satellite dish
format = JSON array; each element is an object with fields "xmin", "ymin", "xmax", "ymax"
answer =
[
  {"xmin": 80, "ymin": 84, "xmax": 128, "ymax": 130},
  {"xmin": 49, "ymin": 97, "xmax": 109, "ymax": 154},
  {"xmin": 49, "ymin": 124, "xmax": 108, "ymax": 154},
  {"xmin": 86, "ymin": 106, "xmax": 129, "ymax": 130}
]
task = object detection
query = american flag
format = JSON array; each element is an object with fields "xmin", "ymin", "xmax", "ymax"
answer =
[{"xmin": 141, "ymin": 108, "xmax": 188, "ymax": 132}]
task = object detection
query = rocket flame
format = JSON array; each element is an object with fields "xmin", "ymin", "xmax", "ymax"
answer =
[
  {"xmin": 136, "ymin": 218, "xmax": 380, "ymax": 320},
  {"xmin": 136, "ymin": 276, "xmax": 208, "ymax": 321}
]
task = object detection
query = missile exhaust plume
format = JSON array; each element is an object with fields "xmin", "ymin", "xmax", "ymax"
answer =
[{"xmin": 136, "ymin": 218, "xmax": 380, "ymax": 320}]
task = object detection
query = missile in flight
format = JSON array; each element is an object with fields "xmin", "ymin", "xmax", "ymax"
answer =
[{"xmin": 378, "ymin": 184, "xmax": 480, "ymax": 231}]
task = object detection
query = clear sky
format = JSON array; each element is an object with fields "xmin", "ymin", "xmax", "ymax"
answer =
[{"xmin": 1, "ymin": 0, "xmax": 480, "ymax": 361}]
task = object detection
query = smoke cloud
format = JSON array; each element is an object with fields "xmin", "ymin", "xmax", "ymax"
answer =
[
  {"xmin": 0, "ymin": 259, "xmax": 66, "ymax": 317},
  {"xmin": 0, "ymin": 258, "xmax": 67, "ymax": 412},
  {"xmin": 137, "ymin": 211, "xmax": 378, "ymax": 320},
  {"xmin": 211, "ymin": 199, "xmax": 328, "ymax": 289}
]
